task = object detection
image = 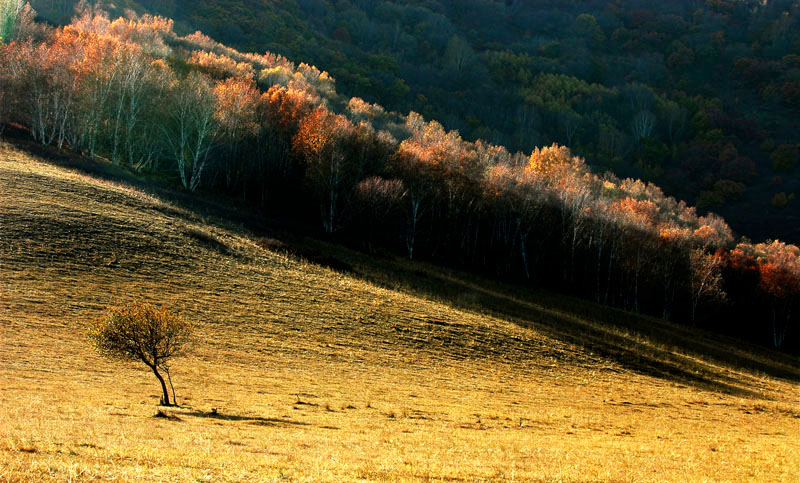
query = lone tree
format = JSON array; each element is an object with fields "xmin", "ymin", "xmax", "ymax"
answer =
[{"xmin": 88, "ymin": 303, "xmax": 193, "ymax": 406}]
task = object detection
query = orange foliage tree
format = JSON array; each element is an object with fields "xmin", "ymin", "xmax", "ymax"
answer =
[
  {"xmin": 293, "ymin": 108, "xmax": 359, "ymax": 232},
  {"xmin": 755, "ymin": 241, "xmax": 800, "ymax": 348},
  {"xmin": 214, "ymin": 77, "xmax": 260, "ymax": 188}
]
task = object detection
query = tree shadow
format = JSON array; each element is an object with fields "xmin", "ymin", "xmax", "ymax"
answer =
[{"xmin": 183, "ymin": 409, "xmax": 312, "ymax": 427}]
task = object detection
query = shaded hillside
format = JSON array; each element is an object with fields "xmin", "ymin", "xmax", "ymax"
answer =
[{"xmin": 1, "ymin": 142, "xmax": 800, "ymax": 481}]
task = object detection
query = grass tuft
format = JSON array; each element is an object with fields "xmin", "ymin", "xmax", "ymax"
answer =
[{"xmin": 153, "ymin": 410, "xmax": 182, "ymax": 421}]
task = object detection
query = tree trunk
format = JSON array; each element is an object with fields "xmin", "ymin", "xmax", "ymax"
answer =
[
  {"xmin": 151, "ymin": 365, "xmax": 172, "ymax": 406},
  {"xmin": 520, "ymin": 235, "xmax": 530, "ymax": 280},
  {"xmin": 595, "ymin": 238, "xmax": 603, "ymax": 302},
  {"xmin": 165, "ymin": 366, "xmax": 178, "ymax": 407}
]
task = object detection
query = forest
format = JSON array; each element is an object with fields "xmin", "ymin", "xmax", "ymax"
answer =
[
  {"xmin": 0, "ymin": 1, "xmax": 799, "ymax": 352},
  {"xmin": 24, "ymin": 0, "xmax": 800, "ymax": 243}
]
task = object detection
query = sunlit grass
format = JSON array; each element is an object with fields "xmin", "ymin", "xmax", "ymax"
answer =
[{"xmin": 1, "ymin": 143, "xmax": 798, "ymax": 482}]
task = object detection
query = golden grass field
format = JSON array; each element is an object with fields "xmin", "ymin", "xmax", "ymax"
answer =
[{"xmin": 1, "ymin": 142, "xmax": 799, "ymax": 482}]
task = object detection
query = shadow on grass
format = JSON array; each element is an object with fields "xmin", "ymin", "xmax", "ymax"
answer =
[
  {"xmin": 345, "ymin": 256, "xmax": 800, "ymax": 399},
  {"xmin": 183, "ymin": 409, "xmax": 311, "ymax": 427}
]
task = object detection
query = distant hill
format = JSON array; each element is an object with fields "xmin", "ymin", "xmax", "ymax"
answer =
[{"xmin": 29, "ymin": 0, "xmax": 800, "ymax": 242}]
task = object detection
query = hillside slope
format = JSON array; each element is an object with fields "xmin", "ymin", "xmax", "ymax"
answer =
[{"xmin": 1, "ymin": 143, "xmax": 799, "ymax": 482}]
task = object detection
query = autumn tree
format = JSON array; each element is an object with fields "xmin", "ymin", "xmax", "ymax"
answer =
[
  {"xmin": 106, "ymin": 41, "xmax": 160, "ymax": 166},
  {"xmin": 613, "ymin": 196, "xmax": 659, "ymax": 311},
  {"xmin": 529, "ymin": 144, "xmax": 592, "ymax": 283},
  {"xmin": 124, "ymin": 58, "xmax": 172, "ymax": 172},
  {"xmin": 68, "ymin": 29, "xmax": 125, "ymax": 158},
  {"xmin": 756, "ymin": 241, "xmax": 800, "ymax": 348},
  {"xmin": 655, "ymin": 224, "xmax": 692, "ymax": 320},
  {"xmin": 213, "ymin": 77, "xmax": 260, "ymax": 189},
  {"xmin": 390, "ymin": 137, "xmax": 432, "ymax": 260},
  {"xmin": 587, "ymin": 195, "xmax": 621, "ymax": 303},
  {"xmin": 428, "ymin": 119, "xmax": 494, "ymax": 260},
  {"xmin": 259, "ymin": 65, "xmax": 293, "ymax": 89},
  {"xmin": 105, "ymin": 14, "xmax": 173, "ymax": 58},
  {"xmin": 88, "ymin": 303, "xmax": 193, "ymax": 406},
  {"xmin": 694, "ymin": 213, "xmax": 734, "ymax": 250},
  {"xmin": 293, "ymin": 107, "xmax": 360, "ymax": 233},
  {"xmin": 486, "ymin": 162, "xmax": 547, "ymax": 279},
  {"xmin": 258, "ymin": 86, "xmax": 316, "ymax": 195},
  {"xmin": 3, "ymin": 34, "xmax": 81, "ymax": 148},
  {"xmin": 189, "ymin": 50, "xmax": 255, "ymax": 80},
  {"xmin": 393, "ymin": 114, "xmax": 481, "ymax": 259}
]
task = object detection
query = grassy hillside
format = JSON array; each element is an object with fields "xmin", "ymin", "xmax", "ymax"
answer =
[{"xmin": 0, "ymin": 142, "xmax": 799, "ymax": 482}]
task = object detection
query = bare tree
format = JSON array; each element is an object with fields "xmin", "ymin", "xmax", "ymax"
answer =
[
  {"xmin": 689, "ymin": 248, "xmax": 726, "ymax": 324},
  {"xmin": 632, "ymin": 110, "xmax": 656, "ymax": 141},
  {"xmin": 445, "ymin": 34, "xmax": 475, "ymax": 73},
  {"xmin": 163, "ymin": 72, "xmax": 217, "ymax": 191}
]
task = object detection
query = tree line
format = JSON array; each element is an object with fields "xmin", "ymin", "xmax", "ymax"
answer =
[
  {"xmin": 30, "ymin": 0, "xmax": 799, "ymax": 242},
  {"xmin": 0, "ymin": 4, "xmax": 798, "ymax": 351}
]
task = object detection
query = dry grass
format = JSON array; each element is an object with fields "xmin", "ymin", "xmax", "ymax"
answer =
[{"xmin": 0, "ymin": 142, "xmax": 799, "ymax": 482}]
